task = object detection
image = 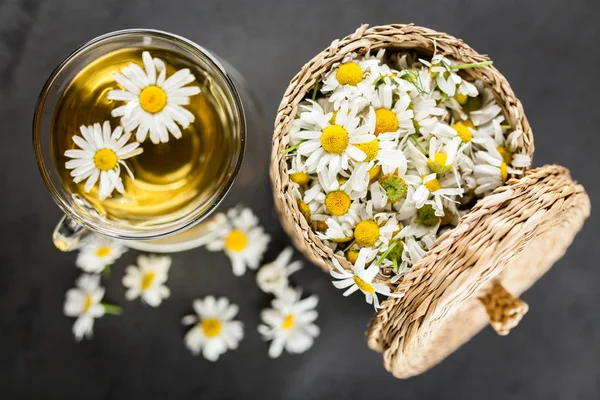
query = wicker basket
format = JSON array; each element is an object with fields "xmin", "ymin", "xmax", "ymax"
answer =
[{"xmin": 270, "ymin": 24, "xmax": 591, "ymax": 378}]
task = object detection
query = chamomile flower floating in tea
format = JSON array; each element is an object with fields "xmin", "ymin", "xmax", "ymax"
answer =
[
  {"xmin": 108, "ymin": 51, "xmax": 201, "ymax": 144},
  {"xmin": 75, "ymin": 234, "xmax": 128, "ymax": 273},
  {"xmin": 257, "ymin": 288, "xmax": 319, "ymax": 358},
  {"xmin": 63, "ymin": 274, "xmax": 121, "ymax": 341},
  {"xmin": 64, "ymin": 121, "xmax": 143, "ymax": 200},
  {"xmin": 181, "ymin": 296, "xmax": 244, "ymax": 361},
  {"xmin": 284, "ymin": 48, "xmax": 532, "ymax": 304},
  {"xmin": 206, "ymin": 207, "xmax": 271, "ymax": 276},
  {"xmin": 256, "ymin": 247, "xmax": 303, "ymax": 295},
  {"xmin": 122, "ymin": 254, "xmax": 171, "ymax": 307}
]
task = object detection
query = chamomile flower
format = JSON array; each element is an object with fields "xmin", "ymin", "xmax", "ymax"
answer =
[
  {"xmin": 294, "ymin": 100, "xmax": 375, "ymax": 180},
  {"xmin": 63, "ymin": 274, "xmax": 120, "ymax": 341},
  {"xmin": 472, "ymin": 150, "xmax": 522, "ymax": 195},
  {"xmin": 108, "ymin": 51, "xmax": 201, "ymax": 144},
  {"xmin": 349, "ymin": 201, "xmax": 399, "ymax": 251},
  {"xmin": 368, "ymin": 84, "xmax": 415, "ymax": 136},
  {"xmin": 481, "ymin": 121, "xmax": 532, "ymax": 169},
  {"xmin": 321, "ymin": 55, "xmax": 374, "ymax": 108},
  {"xmin": 181, "ymin": 296, "xmax": 244, "ymax": 361},
  {"xmin": 206, "ymin": 207, "xmax": 271, "ymax": 276},
  {"xmin": 75, "ymin": 234, "xmax": 127, "ymax": 273},
  {"xmin": 256, "ymin": 247, "xmax": 303, "ymax": 295},
  {"xmin": 258, "ymin": 288, "xmax": 319, "ymax": 358},
  {"xmin": 468, "ymin": 81, "xmax": 503, "ymax": 127},
  {"xmin": 317, "ymin": 216, "xmax": 355, "ymax": 243},
  {"xmin": 330, "ymin": 248, "xmax": 401, "ymax": 309},
  {"xmin": 293, "ymin": 182, "xmax": 327, "ymax": 224},
  {"xmin": 122, "ymin": 254, "xmax": 171, "ymax": 307},
  {"xmin": 64, "ymin": 121, "xmax": 143, "ymax": 200},
  {"xmin": 413, "ymin": 173, "xmax": 464, "ymax": 216}
]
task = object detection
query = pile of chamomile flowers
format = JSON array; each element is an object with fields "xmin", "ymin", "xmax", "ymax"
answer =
[{"xmin": 285, "ymin": 49, "xmax": 531, "ymax": 298}]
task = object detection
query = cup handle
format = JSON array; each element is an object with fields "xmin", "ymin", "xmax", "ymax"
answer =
[{"xmin": 52, "ymin": 215, "xmax": 89, "ymax": 251}]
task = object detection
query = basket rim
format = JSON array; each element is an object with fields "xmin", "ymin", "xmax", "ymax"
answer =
[{"xmin": 270, "ymin": 23, "xmax": 535, "ymax": 285}]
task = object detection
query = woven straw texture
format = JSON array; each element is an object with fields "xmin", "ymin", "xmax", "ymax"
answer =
[
  {"xmin": 269, "ymin": 24, "xmax": 590, "ymax": 378},
  {"xmin": 270, "ymin": 23, "xmax": 534, "ymax": 277},
  {"xmin": 367, "ymin": 164, "xmax": 590, "ymax": 378}
]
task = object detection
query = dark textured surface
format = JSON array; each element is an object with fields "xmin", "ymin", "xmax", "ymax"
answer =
[{"xmin": 0, "ymin": 0, "xmax": 599, "ymax": 399}]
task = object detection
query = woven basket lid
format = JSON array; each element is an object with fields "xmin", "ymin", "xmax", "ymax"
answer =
[{"xmin": 366, "ymin": 164, "xmax": 590, "ymax": 378}]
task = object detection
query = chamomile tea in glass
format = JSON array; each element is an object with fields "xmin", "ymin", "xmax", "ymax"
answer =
[{"xmin": 34, "ymin": 30, "xmax": 264, "ymax": 252}]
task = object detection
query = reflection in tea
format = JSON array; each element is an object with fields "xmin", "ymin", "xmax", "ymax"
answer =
[{"xmin": 51, "ymin": 48, "xmax": 234, "ymax": 227}]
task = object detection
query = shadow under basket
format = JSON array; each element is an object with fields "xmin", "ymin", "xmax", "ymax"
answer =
[{"xmin": 270, "ymin": 24, "xmax": 591, "ymax": 378}]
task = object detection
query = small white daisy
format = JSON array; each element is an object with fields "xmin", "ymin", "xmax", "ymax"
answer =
[
  {"xmin": 122, "ymin": 254, "xmax": 171, "ymax": 307},
  {"xmin": 64, "ymin": 121, "xmax": 143, "ymax": 200},
  {"xmin": 257, "ymin": 288, "xmax": 319, "ymax": 358},
  {"xmin": 63, "ymin": 274, "xmax": 121, "ymax": 341},
  {"xmin": 108, "ymin": 51, "xmax": 201, "ymax": 144},
  {"xmin": 330, "ymin": 247, "xmax": 401, "ymax": 309},
  {"xmin": 256, "ymin": 247, "xmax": 303, "ymax": 295},
  {"xmin": 294, "ymin": 100, "xmax": 376, "ymax": 180},
  {"xmin": 413, "ymin": 173, "xmax": 464, "ymax": 216},
  {"xmin": 368, "ymin": 84, "xmax": 415, "ymax": 136},
  {"xmin": 206, "ymin": 207, "xmax": 271, "ymax": 276},
  {"xmin": 321, "ymin": 54, "xmax": 375, "ymax": 108},
  {"xmin": 181, "ymin": 296, "xmax": 244, "ymax": 361},
  {"xmin": 75, "ymin": 234, "xmax": 128, "ymax": 273}
]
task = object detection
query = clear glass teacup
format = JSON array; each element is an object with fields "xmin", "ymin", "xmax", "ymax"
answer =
[{"xmin": 34, "ymin": 29, "xmax": 264, "ymax": 252}]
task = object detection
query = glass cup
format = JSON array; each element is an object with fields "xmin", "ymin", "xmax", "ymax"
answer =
[{"xmin": 33, "ymin": 29, "xmax": 266, "ymax": 252}]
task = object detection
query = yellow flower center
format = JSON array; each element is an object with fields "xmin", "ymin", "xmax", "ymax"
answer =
[
  {"xmin": 423, "ymin": 175, "xmax": 442, "ymax": 192},
  {"xmin": 354, "ymin": 220, "xmax": 380, "ymax": 248},
  {"xmin": 298, "ymin": 200, "xmax": 311, "ymax": 222},
  {"xmin": 374, "ymin": 108, "xmax": 399, "ymax": 135},
  {"xmin": 353, "ymin": 275, "xmax": 375, "ymax": 294},
  {"xmin": 324, "ymin": 190, "xmax": 351, "ymax": 216},
  {"xmin": 201, "ymin": 318, "xmax": 222, "ymax": 337},
  {"xmin": 354, "ymin": 139, "xmax": 379, "ymax": 162},
  {"xmin": 281, "ymin": 314, "xmax": 295, "ymax": 330},
  {"xmin": 427, "ymin": 152, "xmax": 451, "ymax": 174},
  {"xmin": 93, "ymin": 148, "xmax": 118, "ymax": 171},
  {"xmin": 497, "ymin": 145, "xmax": 513, "ymax": 165},
  {"xmin": 336, "ymin": 62, "xmax": 364, "ymax": 86},
  {"xmin": 83, "ymin": 295, "xmax": 92, "ymax": 313},
  {"xmin": 316, "ymin": 220, "xmax": 328, "ymax": 231},
  {"xmin": 320, "ymin": 125, "xmax": 349, "ymax": 154},
  {"xmin": 329, "ymin": 111, "xmax": 338, "ymax": 125},
  {"xmin": 95, "ymin": 246, "xmax": 111, "ymax": 258},
  {"xmin": 452, "ymin": 122, "xmax": 473, "ymax": 142},
  {"xmin": 454, "ymin": 93, "xmax": 468, "ymax": 105},
  {"xmin": 346, "ymin": 248, "xmax": 359, "ymax": 264},
  {"xmin": 368, "ymin": 165, "xmax": 382, "ymax": 181},
  {"xmin": 290, "ymin": 172, "xmax": 310, "ymax": 185},
  {"xmin": 500, "ymin": 161, "xmax": 508, "ymax": 182},
  {"xmin": 139, "ymin": 85, "xmax": 167, "ymax": 114},
  {"xmin": 225, "ymin": 229, "xmax": 248, "ymax": 252},
  {"xmin": 141, "ymin": 272, "xmax": 155, "ymax": 291}
]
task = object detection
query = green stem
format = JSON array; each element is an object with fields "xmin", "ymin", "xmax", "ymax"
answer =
[
  {"xmin": 101, "ymin": 264, "xmax": 111, "ymax": 278},
  {"xmin": 376, "ymin": 241, "xmax": 398, "ymax": 267},
  {"xmin": 281, "ymin": 140, "xmax": 305, "ymax": 155},
  {"xmin": 310, "ymin": 80, "xmax": 320, "ymax": 100},
  {"xmin": 500, "ymin": 124, "xmax": 512, "ymax": 130},
  {"xmin": 450, "ymin": 60, "xmax": 493, "ymax": 70},
  {"xmin": 101, "ymin": 303, "xmax": 123, "ymax": 316},
  {"xmin": 410, "ymin": 134, "xmax": 428, "ymax": 156}
]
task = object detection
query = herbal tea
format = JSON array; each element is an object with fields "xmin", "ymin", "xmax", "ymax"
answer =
[{"xmin": 51, "ymin": 47, "xmax": 234, "ymax": 226}]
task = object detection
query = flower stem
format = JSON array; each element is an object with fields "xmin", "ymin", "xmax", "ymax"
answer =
[
  {"xmin": 500, "ymin": 124, "xmax": 511, "ymax": 129},
  {"xmin": 450, "ymin": 60, "xmax": 493, "ymax": 70},
  {"xmin": 281, "ymin": 140, "xmax": 305, "ymax": 155},
  {"xmin": 410, "ymin": 134, "xmax": 428, "ymax": 156},
  {"xmin": 101, "ymin": 303, "xmax": 123, "ymax": 316},
  {"xmin": 101, "ymin": 264, "xmax": 111, "ymax": 278},
  {"xmin": 311, "ymin": 80, "xmax": 320, "ymax": 100},
  {"xmin": 376, "ymin": 241, "xmax": 398, "ymax": 267}
]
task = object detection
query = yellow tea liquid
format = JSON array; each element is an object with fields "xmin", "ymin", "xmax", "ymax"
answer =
[{"xmin": 51, "ymin": 47, "xmax": 234, "ymax": 227}]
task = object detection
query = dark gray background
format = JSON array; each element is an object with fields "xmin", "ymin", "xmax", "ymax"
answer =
[{"xmin": 1, "ymin": 0, "xmax": 598, "ymax": 399}]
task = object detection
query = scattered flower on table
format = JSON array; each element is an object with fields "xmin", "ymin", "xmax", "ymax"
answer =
[
  {"xmin": 206, "ymin": 207, "xmax": 271, "ymax": 276},
  {"xmin": 122, "ymin": 254, "xmax": 171, "ymax": 307},
  {"xmin": 75, "ymin": 233, "xmax": 128, "ymax": 273},
  {"xmin": 63, "ymin": 274, "xmax": 122, "ymax": 341},
  {"xmin": 330, "ymin": 248, "xmax": 402, "ymax": 310},
  {"xmin": 258, "ymin": 288, "xmax": 319, "ymax": 358},
  {"xmin": 108, "ymin": 51, "xmax": 201, "ymax": 144},
  {"xmin": 256, "ymin": 247, "xmax": 303, "ymax": 295},
  {"xmin": 64, "ymin": 121, "xmax": 143, "ymax": 200},
  {"xmin": 181, "ymin": 296, "xmax": 244, "ymax": 361}
]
